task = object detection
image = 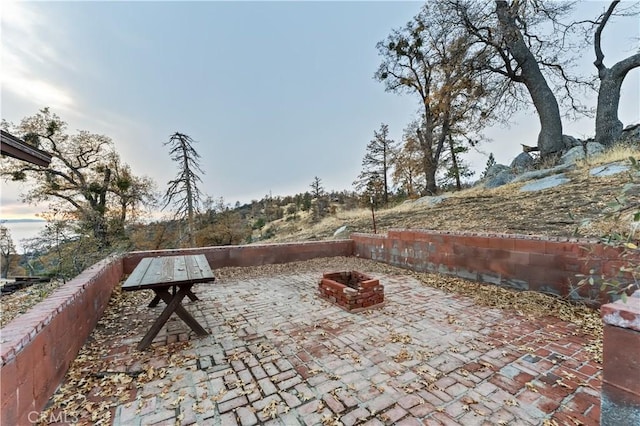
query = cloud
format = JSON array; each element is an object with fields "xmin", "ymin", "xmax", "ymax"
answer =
[{"xmin": 1, "ymin": 1, "xmax": 75, "ymax": 110}]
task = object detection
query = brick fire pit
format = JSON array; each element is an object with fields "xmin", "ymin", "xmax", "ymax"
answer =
[{"xmin": 318, "ymin": 271, "xmax": 384, "ymax": 312}]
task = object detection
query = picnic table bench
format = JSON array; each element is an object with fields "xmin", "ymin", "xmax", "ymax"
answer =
[{"xmin": 122, "ymin": 254, "xmax": 214, "ymax": 350}]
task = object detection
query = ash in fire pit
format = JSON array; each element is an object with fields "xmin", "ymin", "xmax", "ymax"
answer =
[{"xmin": 318, "ymin": 271, "xmax": 384, "ymax": 312}]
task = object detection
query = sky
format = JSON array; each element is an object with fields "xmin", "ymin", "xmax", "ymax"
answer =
[{"xmin": 1, "ymin": 0, "xmax": 639, "ymax": 221}]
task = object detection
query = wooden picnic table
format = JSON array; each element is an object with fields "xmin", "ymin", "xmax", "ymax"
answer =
[{"xmin": 122, "ymin": 254, "xmax": 215, "ymax": 350}]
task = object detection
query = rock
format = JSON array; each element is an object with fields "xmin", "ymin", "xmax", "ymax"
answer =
[
  {"xmin": 560, "ymin": 142, "xmax": 605, "ymax": 164},
  {"xmin": 512, "ymin": 162, "xmax": 575, "ymax": 183},
  {"xmin": 562, "ymin": 135, "xmax": 582, "ymax": 150},
  {"xmin": 510, "ymin": 152, "xmax": 535, "ymax": 173},
  {"xmin": 414, "ymin": 194, "xmax": 450, "ymax": 206},
  {"xmin": 484, "ymin": 164, "xmax": 511, "ymax": 179},
  {"xmin": 520, "ymin": 174, "xmax": 570, "ymax": 192},
  {"xmin": 590, "ymin": 162, "xmax": 629, "ymax": 177},
  {"xmin": 484, "ymin": 169, "xmax": 516, "ymax": 188},
  {"xmin": 333, "ymin": 225, "xmax": 350, "ymax": 238},
  {"xmin": 619, "ymin": 123, "xmax": 640, "ymax": 145}
]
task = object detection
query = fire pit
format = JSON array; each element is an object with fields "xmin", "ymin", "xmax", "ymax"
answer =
[{"xmin": 318, "ymin": 271, "xmax": 384, "ymax": 312}]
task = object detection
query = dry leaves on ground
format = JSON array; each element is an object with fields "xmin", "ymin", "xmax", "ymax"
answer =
[{"xmin": 30, "ymin": 256, "xmax": 604, "ymax": 424}]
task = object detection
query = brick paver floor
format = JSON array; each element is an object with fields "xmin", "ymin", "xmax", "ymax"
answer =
[{"xmin": 53, "ymin": 262, "xmax": 602, "ymax": 425}]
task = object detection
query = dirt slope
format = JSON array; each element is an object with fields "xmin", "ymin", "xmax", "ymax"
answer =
[{"xmin": 268, "ymin": 160, "xmax": 639, "ymax": 243}]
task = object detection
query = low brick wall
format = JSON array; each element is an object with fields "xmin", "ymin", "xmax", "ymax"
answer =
[
  {"xmin": 123, "ymin": 240, "xmax": 354, "ymax": 274},
  {"xmin": 0, "ymin": 256, "xmax": 123, "ymax": 426},
  {"xmin": 600, "ymin": 291, "xmax": 640, "ymax": 425},
  {"xmin": 352, "ymin": 229, "xmax": 635, "ymax": 305}
]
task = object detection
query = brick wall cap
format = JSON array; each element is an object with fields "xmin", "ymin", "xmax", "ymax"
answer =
[
  {"xmin": 126, "ymin": 239, "xmax": 353, "ymax": 257},
  {"xmin": 381, "ymin": 228, "xmax": 601, "ymax": 244},
  {"xmin": 601, "ymin": 290, "xmax": 640, "ymax": 331}
]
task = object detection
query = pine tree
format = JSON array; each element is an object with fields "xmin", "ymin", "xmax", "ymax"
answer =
[
  {"xmin": 354, "ymin": 124, "xmax": 397, "ymax": 205},
  {"xmin": 481, "ymin": 153, "xmax": 497, "ymax": 179}
]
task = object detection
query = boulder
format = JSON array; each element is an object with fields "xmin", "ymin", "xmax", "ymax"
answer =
[
  {"xmin": 484, "ymin": 169, "xmax": 516, "ymax": 188},
  {"xmin": 413, "ymin": 194, "xmax": 450, "ymax": 206},
  {"xmin": 520, "ymin": 174, "xmax": 570, "ymax": 192},
  {"xmin": 512, "ymin": 162, "xmax": 575, "ymax": 183},
  {"xmin": 560, "ymin": 142, "xmax": 605, "ymax": 164},
  {"xmin": 562, "ymin": 135, "xmax": 582, "ymax": 150},
  {"xmin": 333, "ymin": 225, "xmax": 350, "ymax": 238},
  {"xmin": 510, "ymin": 152, "xmax": 535, "ymax": 173},
  {"xmin": 484, "ymin": 164, "xmax": 511, "ymax": 179},
  {"xmin": 590, "ymin": 162, "xmax": 629, "ymax": 177},
  {"xmin": 619, "ymin": 123, "xmax": 640, "ymax": 145}
]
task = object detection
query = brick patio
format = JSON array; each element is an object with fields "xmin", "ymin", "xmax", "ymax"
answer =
[{"xmin": 47, "ymin": 261, "xmax": 602, "ymax": 425}]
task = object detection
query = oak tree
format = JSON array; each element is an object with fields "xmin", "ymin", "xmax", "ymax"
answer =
[
  {"xmin": 1, "ymin": 109, "xmax": 153, "ymax": 249},
  {"xmin": 376, "ymin": 3, "xmax": 494, "ymax": 194},
  {"xmin": 448, "ymin": 0, "xmax": 590, "ymax": 157},
  {"xmin": 392, "ymin": 125, "xmax": 424, "ymax": 198},
  {"xmin": 591, "ymin": 1, "xmax": 640, "ymax": 146},
  {"xmin": 0, "ymin": 225, "xmax": 15, "ymax": 278}
]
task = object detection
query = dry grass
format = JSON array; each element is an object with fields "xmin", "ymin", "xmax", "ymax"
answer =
[
  {"xmin": 267, "ymin": 147, "xmax": 640, "ymax": 244},
  {"xmin": 576, "ymin": 143, "xmax": 639, "ymax": 168}
]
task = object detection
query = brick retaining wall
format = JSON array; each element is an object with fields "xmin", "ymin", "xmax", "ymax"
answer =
[
  {"xmin": 352, "ymin": 229, "xmax": 636, "ymax": 305},
  {"xmin": 0, "ymin": 256, "xmax": 123, "ymax": 426},
  {"xmin": 123, "ymin": 240, "xmax": 354, "ymax": 274}
]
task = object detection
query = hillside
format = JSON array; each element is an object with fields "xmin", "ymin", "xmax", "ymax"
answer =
[{"xmin": 265, "ymin": 152, "xmax": 640, "ymax": 244}]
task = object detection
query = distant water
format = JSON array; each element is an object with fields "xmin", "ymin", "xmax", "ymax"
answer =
[{"xmin": 1, "ymin": 220, "xmax": 47, "ymax": 254}]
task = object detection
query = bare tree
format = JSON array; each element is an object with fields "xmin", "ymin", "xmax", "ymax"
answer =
[
  {"xmin": 310, "ymin": 176, "xmax": 324, "ymax": 199},
  {"xmin": 354, "ymin": 123, "xmax": 397, "ymax": 205},
  {"xmin": 163, "ymin": 132, "xmax": 204, "ymax": 247},
  {"xmin": 449, "ymin": 0, "xmax": 591, "ymax": 157},
  {"xmin": 592, "ymin": 1, "xmax": 640, "ymax": 146},
  {"xmin": 309, "ymin": 176, "xmax": 325, "ymax": 222}
]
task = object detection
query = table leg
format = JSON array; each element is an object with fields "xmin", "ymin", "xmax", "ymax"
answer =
[
  {"xmin": 137, "ymin": 285, "xmax": 208, "ymax": 350},
  {"xmin": 148, "ymin": 286, "xmax": 198, "ymax": 307},
  {"xmin": 148, "ymin": 294, "xmax": 162, "ymax": 307},
  {"xmin": 156, "ymin": 287, "xmax": 208, "ymax": 336},
  {"xmin": 186, "ymin": 290, "xmax": 199, "ymax": 302}
]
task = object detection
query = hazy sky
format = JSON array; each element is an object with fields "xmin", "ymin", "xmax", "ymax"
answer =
[{"xmin": 1, "ymin": 0, "xmax": 638, "ymax": 220}]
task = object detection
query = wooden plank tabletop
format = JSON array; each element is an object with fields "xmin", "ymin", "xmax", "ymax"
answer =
[{"xmin": 122, "ymin": 254, "xmax": 214, "ymax": 291}]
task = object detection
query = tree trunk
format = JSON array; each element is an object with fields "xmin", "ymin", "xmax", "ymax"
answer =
[
  {"xmin": 1, "ymin": 254, "xmax": 9, "ymax": 278},
  {"xmin": 383, "ymin": 148, "xmax": 389, "ymax": 205},
  {"xmin": 495, "ymin": 1, "xmax": 564, "ymax": 157},
  {"xmin": 448, "ymin": 135, "xmax": 462, "ymax": 191},
  {"xmin": 419, "ymin": 141, "xmax": 438, "ymax": 196},
  {"xmin": 93, "ymin": 215, "xmax": 109, "ymax": 249},
  {"xmin": 423, "ymin": 156, "xmax": 438, "ymax": 196},
  {"xmin": 418, "ymin": 110, "xmax": 438, "ymax": 195},
  {"xmin": 595, "ymin": 55, "xmax": 640, "ymax": 146},
  {"xmin": 596, "ymin": 69, "xmax": 624, "ymax": 146}
]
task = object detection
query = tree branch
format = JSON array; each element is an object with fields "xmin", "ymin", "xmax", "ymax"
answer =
[{"xmin": 594, "ymin": 1, "xmax": 619, "ymax": 73}]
